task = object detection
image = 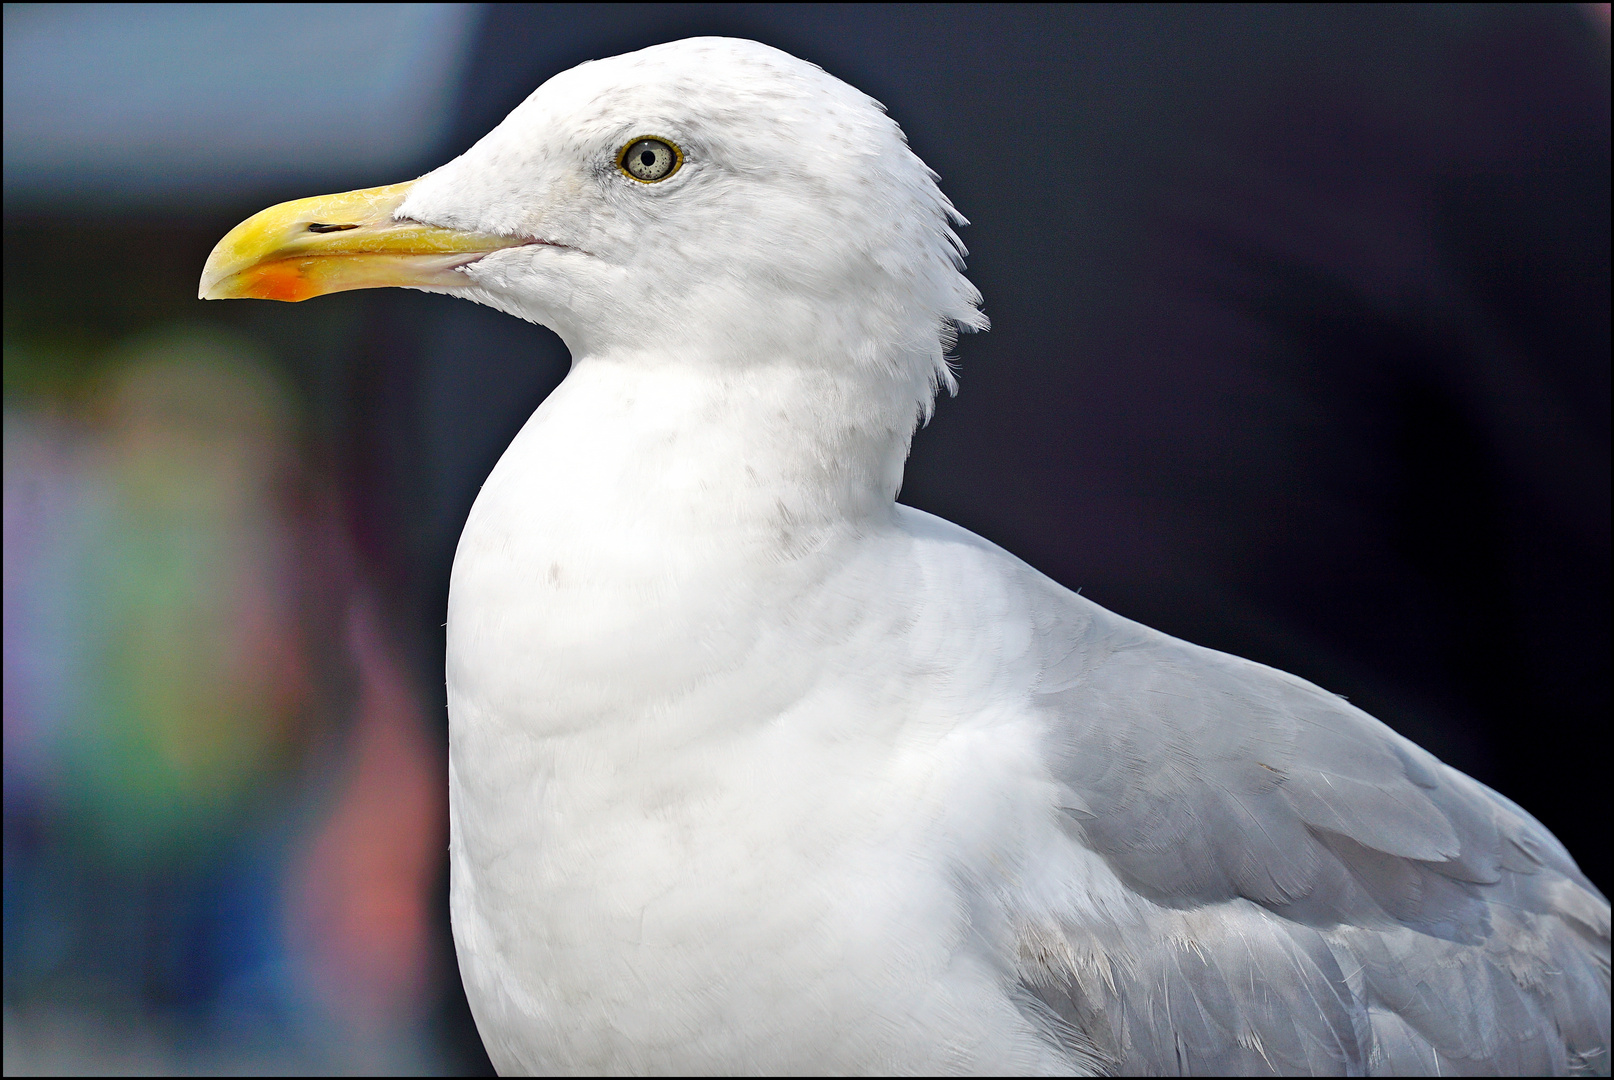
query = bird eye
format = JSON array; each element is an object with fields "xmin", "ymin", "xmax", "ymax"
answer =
[{"xmin": 618, "ymin": 138, "xmax": 681, "ymax": 183}]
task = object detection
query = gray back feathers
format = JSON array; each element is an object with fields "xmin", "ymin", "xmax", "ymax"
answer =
[{"xmin": 1019, "ymin": 586, "xmax": 1609, "ymax": 1075}]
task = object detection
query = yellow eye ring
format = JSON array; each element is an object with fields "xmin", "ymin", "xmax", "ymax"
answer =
[{"xmin": 617, "ymin": 137, "xmax": 683, "ymax": 183}]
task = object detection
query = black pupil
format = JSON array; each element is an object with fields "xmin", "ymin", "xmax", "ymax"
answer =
[{"xmin": 640, "ymin": 150, "xmax": 656, "ymax": 167}]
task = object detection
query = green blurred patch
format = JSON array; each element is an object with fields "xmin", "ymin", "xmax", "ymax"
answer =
[{"xmin": 12, "ymin": 325, "xmax": 315, "ymax": 864}]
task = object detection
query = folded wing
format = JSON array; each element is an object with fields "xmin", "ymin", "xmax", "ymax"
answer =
[{"xmin": 1016, "ymin": 584, "xmax": 1609, "ymax": 1075}]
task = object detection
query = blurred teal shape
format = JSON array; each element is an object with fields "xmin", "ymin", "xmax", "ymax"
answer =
[
  {"xmin": 3, "ymin": 3, "xmax": 481, "ymax": 210},
  {"xmin": 7, "ymin": 326, "xmax": 310, "ymax": 863},
  {"xmin": 5, "ymin": 324, "xmax": 451, "ymax": 1070}
]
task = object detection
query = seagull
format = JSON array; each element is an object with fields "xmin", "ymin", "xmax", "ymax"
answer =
[{"xmin": 201, "ymin": 36, "xmax": 1609, "ymax": 1076}]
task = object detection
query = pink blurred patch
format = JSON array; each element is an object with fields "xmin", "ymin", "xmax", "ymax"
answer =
[{"xmin": 286, "ymin": 593, "xmax": 446, "ymax": 1033}]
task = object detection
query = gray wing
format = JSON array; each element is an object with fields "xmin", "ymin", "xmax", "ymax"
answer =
[{"xmin": 1015, "ymin": 586, "xmax": 1610, "ymax": 1076}]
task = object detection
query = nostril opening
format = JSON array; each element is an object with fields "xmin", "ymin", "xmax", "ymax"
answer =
[{"xmin": 308, "ymin": 223, "xmax": 359, "ymax": 233}]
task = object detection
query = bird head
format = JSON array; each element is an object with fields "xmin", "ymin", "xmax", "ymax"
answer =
[{"xmin": 201, "ymin": 37, "xmax": 985, "ymax": 414}]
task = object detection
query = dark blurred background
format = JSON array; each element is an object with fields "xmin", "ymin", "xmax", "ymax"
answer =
[{"xmin": 5, "ymin": 4, "xmax": 1608, "ymax": 1073}]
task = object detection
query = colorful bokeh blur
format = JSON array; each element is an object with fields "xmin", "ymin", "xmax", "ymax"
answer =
[
  {"xmin": 3, "ymin": 267, "xmax": 457, "ymax": 1076},
  {"xmin": 5, "ymin": 5, "xmax": 483, "ymax": 1072}
]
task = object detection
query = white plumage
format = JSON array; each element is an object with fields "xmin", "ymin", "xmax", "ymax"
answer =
[{"xmin": 393, "ymin": 38, "xmax": 1610, "ymax": 1074}]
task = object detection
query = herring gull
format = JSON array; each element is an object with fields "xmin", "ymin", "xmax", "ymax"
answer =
[{"xmin": 200, "ymin": 37, "xmax": 1609, "ymax": 1076}]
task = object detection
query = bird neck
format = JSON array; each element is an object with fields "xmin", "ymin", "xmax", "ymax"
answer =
[
  {"xmin": 518, "ymin": 349, "xmax": 921, "ymax": 534},
  {"xmin": 449, "ymin": 346, "xmax": 921, "ymax": 742}
]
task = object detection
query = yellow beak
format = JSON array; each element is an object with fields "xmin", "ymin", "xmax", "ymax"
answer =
[{"xmin": 198, "ymin": 181, "xmax": 527, "ymax": 302}]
